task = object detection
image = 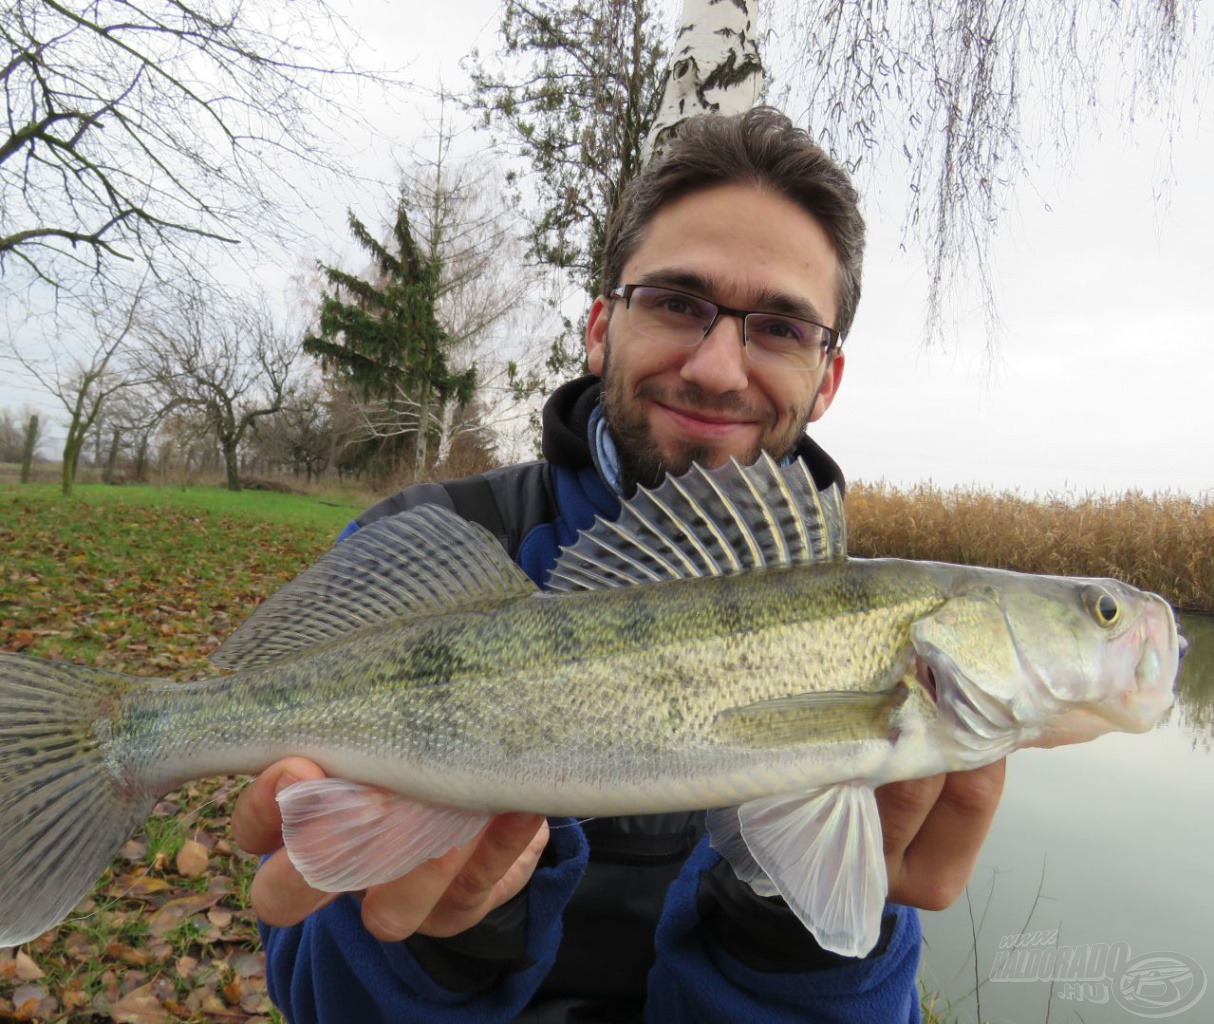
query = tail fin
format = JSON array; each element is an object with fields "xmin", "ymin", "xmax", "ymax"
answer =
[{"xmin": 0, "ymin": 653, "xmax": 156, "ymax": 948}]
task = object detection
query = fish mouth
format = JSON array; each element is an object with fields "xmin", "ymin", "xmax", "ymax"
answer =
[{"xmin": 1122, "ymin": 597, "xmax": 1180, "ymax": 726}]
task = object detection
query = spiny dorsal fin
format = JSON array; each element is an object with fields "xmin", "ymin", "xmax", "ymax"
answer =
[
  {"xmin": 211, "ymin": 504, "xmax": 536, "ymax": 672},
  {"xmin": 547, "ymin": 453, "xmax": 846, "ymax": 592}
]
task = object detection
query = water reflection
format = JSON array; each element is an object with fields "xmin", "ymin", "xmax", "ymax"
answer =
[{"xmin": 1174, "ymin": 613, "xmax": 1214, "ymax": 748}]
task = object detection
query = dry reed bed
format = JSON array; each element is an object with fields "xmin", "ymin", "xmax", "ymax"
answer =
[{"xmin": 845, "ymin": 483, "xmax": 1214, "ymax": 613}]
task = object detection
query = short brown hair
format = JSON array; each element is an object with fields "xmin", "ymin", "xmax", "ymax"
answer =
[{"xmin": 601, "ymin": 108, "xmax": 866, "ymax": 339}]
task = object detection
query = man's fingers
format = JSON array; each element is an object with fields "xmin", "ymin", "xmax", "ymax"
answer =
[
  {"xmin": 250, "ymin": 847, "xmax": 341, "ymax": 926},
  {"xmin": 437, "ymin": 814, "xmax": 547, "ymax": 915},
  {"xmin": 234, "ymin": 769, "xmax": 548, "ymax": 941},
  {"xmin": 418, "ymin": 815, "xmax": 548, "ymax": 938},
  {"xmin": 357, "ymin": 814, "xmax": 549, "ymax": 942},
  {"xmin": 875, "ymin": 773, "xmax": 945, "ymax": 862},
  {"xmin": 359, "ymin": 835, "xmax": 484, "ymax": 942},
  {"xmin": 889, "ymin": 760, "xmax": 1007, "ymax": 910},
  {"xmin": 232, "ymin": 757, "xmax": 327, "ymax": 855}
]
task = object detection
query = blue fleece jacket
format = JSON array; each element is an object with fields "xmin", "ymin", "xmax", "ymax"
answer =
[{"xmin": 263, "ymin": 460, "xmax": 922, "ymax": 1023}]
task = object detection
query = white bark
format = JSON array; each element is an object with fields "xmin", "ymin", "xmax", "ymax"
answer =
[
  {"xmin": 435, "ymin": 399, "xmax": 458, "ymax": 468},
  {"xmin": 643, "ymin": 0, "xmax": 765, "ymax": 163}
]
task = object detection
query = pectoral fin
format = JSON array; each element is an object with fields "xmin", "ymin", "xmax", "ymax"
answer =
[
  {"xmin": 712, "ymin": 689, "xmax": 903, "ymax": 748},
  {"xmin": 277, "ymin": 779, "xmax": 490, "ymax": 892},
  {"xmin": 707, "ymin": 784, "xmax": 888, "ymax": 958}
]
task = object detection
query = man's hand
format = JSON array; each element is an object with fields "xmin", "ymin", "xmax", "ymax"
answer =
[
  {"xmin": 231, "ymin": 757, "xmax": 549, "ymax": 942},
  {"xmin": 875, "ymin": 759, "xmax": 1006, "ymax": 911}
]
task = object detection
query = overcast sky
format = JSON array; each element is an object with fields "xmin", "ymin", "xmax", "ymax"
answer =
[{"xmin": 4, "ymin": 0, "xmax": 1210, "ymax": 498}]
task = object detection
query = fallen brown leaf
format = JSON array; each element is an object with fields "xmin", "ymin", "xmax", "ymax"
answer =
[
  {"xmin": 175, "ymin": 839, "xmax": 209, "ymax": 878},
  {"xmin": 62, "ymin": 931, "xmax": 95, "ymax": 960},
  {"xmin": 109, "ymin": 873, "xmax": 171, "ymax": 899},
  {"xmin": 62, "ymin": 986, "xmax": 91, "ymax": 1009},
  {"xmin": 105, "ymin": 941, "xmax": 152, "ymax": 967},
  {"xmin": 13, "ymin": 950, "xmax": 42, "ymax": 981},
  {"xmin": 120, "ymin": 839, "xmax": 148, "ymax": 862},
  {"xmin": 146, "ymin": 892, "xmax": 222, "ymax": 936},
  {"xmin": 9, "ymin": 984, "xmax": 53, "ymax": 1022},
  {"xmin": 108, "ymin": 981, "xmax": 169, "ymax": 1024},
  {"xmin": 228, "ymin": 951, "xmax": 265, "ymax": 979},
  {"xmin": 221, "ymin": 977, "xmax": 243, "ymax": 1006}
]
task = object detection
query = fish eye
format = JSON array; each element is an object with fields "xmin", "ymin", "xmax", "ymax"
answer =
[{"xmin": 1083, "ymin": 586, "xmax": 1121, "ymax": 628}]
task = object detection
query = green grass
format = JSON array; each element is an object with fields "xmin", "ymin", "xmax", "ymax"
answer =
[{"xmin": 6, "ymin": 480, "xmax": 364, "ymax": 530}]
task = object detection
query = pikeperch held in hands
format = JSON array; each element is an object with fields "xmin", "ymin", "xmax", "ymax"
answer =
[{"xmin": 0, "ymin": 455, "xmax": 1181, "ymax": 957}]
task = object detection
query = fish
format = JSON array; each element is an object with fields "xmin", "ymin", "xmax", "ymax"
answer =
[{"xmin": 0, "ymin": 454, "xmax": 1181, "ymax": 957}]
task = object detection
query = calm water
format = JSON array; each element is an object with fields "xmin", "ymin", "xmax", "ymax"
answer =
[{"xmin": 920, "ymin": 613, "xmax": 1214, "ymax": 1023}]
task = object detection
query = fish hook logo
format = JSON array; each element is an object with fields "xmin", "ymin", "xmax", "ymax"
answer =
[{"xmin": 1114, "ymin": 952, "xmax": 1207, "ymax": 1018}]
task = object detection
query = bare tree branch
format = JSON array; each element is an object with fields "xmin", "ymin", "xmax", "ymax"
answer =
[{"xmin": 1, "ymin": 0, "xmax": 390, "ymax": 295}]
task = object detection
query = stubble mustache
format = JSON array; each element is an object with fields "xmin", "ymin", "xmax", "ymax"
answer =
[{"xmin": 632, "ymin": 381, "xmax": 775, "ymax": 426}]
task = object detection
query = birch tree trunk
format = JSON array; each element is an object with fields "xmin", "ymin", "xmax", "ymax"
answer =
[
  {"xmin": 643, "ymin": 0, "xmax": 764, "ymax": 163},
  {"xmin": 435, "ymin": 399, "xmax": 457, "ymax": 469}
]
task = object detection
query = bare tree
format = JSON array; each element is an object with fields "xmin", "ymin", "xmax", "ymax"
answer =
[
  {"xmin": 154, "ymin": 404, "xmax": 222, "ymax": 485},
  {"xmin": 0, "ymin": 0, "xmax": 377, "ymax": 293},
  {"xmin": 767, "ymin": 0, "xmax": 1210, "ymax": 341},
  {"xmin": 82, "ymin": 383, "xmax": 179, "ymax": 482},
  {"xmin": 244, "ymin": 376, "xmax": 333, "ymax": 482},
  {"xmin": 140, "ymin": 287, "xmax": 299, "ymax": 491},
  {"xmin": 2, "ymin": 286, "xmax": 148, "ymax": 493}
]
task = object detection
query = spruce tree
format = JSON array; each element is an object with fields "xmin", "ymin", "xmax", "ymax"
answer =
[{"xmin": 304, "ymin": 199, "xmax": 477, "ymax": 478}]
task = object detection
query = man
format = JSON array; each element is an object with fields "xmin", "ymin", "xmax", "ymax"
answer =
[{"xmin": 233, "ymin": 108, "xmax": 1005, "ymax": 1022}]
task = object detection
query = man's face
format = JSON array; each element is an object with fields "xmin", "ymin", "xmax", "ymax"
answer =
[{"xmin": 585, "ymin": 183, "xmax": 846, "ymax": 493}]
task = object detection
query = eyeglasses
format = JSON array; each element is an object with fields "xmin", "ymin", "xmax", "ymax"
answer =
[{"xmin": 608, "ymin": 284, "xmax": 841, "ymax": 373}]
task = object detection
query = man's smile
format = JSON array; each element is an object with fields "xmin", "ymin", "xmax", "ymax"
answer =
[{"xmin": 652, "ymin": 399, "xmax": 759, "ymax": 439}]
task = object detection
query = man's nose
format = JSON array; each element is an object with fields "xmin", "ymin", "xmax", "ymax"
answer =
[{"xmin": 679, "ymin": 314, "xmax": 749, "ymax": 393}]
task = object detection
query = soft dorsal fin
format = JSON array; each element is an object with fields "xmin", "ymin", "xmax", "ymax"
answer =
[
  {"xmin": 547, "ymin": 453, "xmax": 846, "ymax": 592},
  {"xmin": 211, "ymin": 504, "xmax": 536, "ymax": 672}
]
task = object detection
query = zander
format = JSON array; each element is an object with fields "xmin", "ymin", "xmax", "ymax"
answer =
[{"xmin": 0, "ymin": 456, "xmax": 1181, "ymax": 957}]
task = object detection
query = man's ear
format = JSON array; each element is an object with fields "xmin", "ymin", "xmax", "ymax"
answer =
[
  {"xmin": 808, "ymin": 351, "xmax": 845, "ymax": 422},
  {"xmin": 585, "ymin": 296, "xmax": 610, "ymax": 377}
]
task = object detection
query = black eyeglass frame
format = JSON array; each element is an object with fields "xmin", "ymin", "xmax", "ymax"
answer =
[{"xmin": 608, "ymin": 284, "xmax": 843, "ymax": 371}]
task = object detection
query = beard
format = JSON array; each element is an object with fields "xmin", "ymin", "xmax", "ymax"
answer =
[{"xmin": 599, "ymin": 341, "xmax": 814, "ymax": 497}]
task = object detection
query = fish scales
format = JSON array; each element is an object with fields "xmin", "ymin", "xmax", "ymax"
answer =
[{"xmin": 107, "ymin": 559, "xmax": 945, "ymax": 816}]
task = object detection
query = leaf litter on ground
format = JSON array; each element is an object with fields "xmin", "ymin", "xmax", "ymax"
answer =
[{"xmin": 0, "ymin": 486, "xmax": 352, "ymax": 1022}]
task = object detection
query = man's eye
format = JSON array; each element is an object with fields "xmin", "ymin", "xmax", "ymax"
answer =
[
  {"xmin": 656, "ymin": 296, "xmax": 697, "ymax": 316},
  {"xmin": 752, "ymin": 317, "xmax": 806, "ymax": 343}
]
